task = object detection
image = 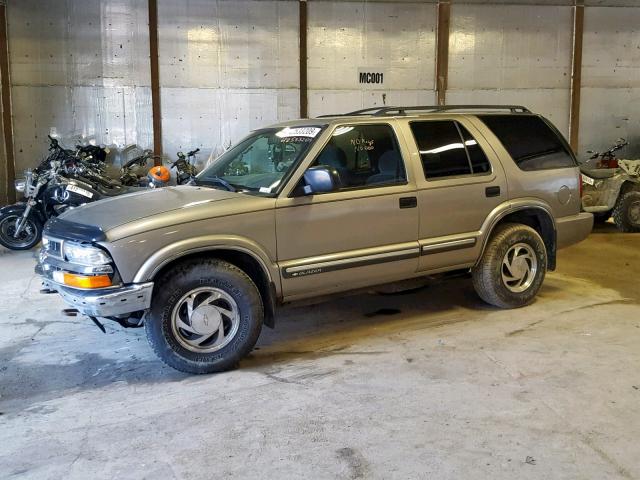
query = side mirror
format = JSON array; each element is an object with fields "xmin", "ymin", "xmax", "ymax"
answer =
[{"xmin": 302, "ymin": 166, "xmax": 340, "ymax": 195}]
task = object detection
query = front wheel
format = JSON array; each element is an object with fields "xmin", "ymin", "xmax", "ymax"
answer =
[
  {"xmin": 0, "ymin": 212, "xmax": 43, "ymax": 250},
  {"xmin": 472, "ymin": 223, "xmax": 547, "ymax": 309},
  {"xmin": 145, "ymin": 258, "xmax": 264, "ymax": 374}
]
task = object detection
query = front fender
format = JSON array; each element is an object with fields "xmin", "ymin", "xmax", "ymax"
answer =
[{"xmin": 108, "ymin": 235, "xmax": 279, "ymax": 294}]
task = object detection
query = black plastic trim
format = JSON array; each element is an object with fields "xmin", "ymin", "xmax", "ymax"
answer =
[{"xmin": 44, "ymin": 217, "xmax": 107, "ymax": 243}]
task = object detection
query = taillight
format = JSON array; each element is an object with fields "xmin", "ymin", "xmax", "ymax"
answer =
[{"xmin": 578, "ymin": 172, "xmax": 583, "ymax": 197}]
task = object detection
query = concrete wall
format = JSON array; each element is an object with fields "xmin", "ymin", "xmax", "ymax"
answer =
[
  {"xmin": 4, "ymin": 0, "xmax": 640, "ymax": 174},
  {"xmin": 157, "ymin": 0, "xmax": 299, "ymax": 164},
  {"xmin": 580, "ymin": 6, "xmax": 640, "ymax": 159},
  {"xmin": 448, "ymin": 3, "xmax": 572, "ymax": 138},
  {"xmin": 8, "ymin": 0, "xmax": 152, "ymax": 173},
  {"xmin": 307, "ymin": 1, "xmax": 436, "ymax": 116}
]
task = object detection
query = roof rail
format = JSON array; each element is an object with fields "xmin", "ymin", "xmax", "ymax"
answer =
[
  {"xmin": 316, "ymin": 106, "xmax": 401, "ymax": 118},
  {"xmin": 371, "ymin": 105, "xmax": 531, "ymax": 116},
  {"xmin": 318, "ymin": 104, "xmax": 531, "ymax": 117}
]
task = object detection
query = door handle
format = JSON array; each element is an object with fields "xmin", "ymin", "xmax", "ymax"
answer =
[
  {"xmin": 485, "ymin": 186, "xmax": 501, "ymax": 197},
  {"xmin": 399, "ymin": 196, "xmax": 417, "ymax": 209}
]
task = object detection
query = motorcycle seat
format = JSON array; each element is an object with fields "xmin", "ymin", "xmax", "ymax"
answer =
[{"xmin": 580, "ymin": 168, "xmax": 617, "ymax": 180}]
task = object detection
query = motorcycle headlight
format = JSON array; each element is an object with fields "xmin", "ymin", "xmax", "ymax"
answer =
[
  {"xmin": 14, "ymin": 179, "xmax": 26, "ymax": 192},
  {"xmin": 63, "ymin": 243, "xmax": 111, "ymax": 266}
]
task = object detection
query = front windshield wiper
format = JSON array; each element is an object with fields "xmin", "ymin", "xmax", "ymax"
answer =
[{"xmin": 197, "ymin": 176, "xmax": 237, "ymax": 192}]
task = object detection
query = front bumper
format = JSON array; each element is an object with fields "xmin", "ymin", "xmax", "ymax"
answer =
[
  {"xmin": 37, "ymin": 245, "xmax": 154, "ymax": 318},
  {"xmin": 556, "ymin": 212, "xmax": 594, "ymax": 249},
  {"xmin": 42, "ymin": 278, "xmax": 154, "ymax": 317}
]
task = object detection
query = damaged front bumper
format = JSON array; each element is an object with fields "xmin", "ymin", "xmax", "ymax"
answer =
[
  {"xmin": 41, "ymin": 278, "xmax": 154, "ymax": 317},
  {"xmin": 37, "ymin": 250, "xmax": 154, "ymax": 318}
]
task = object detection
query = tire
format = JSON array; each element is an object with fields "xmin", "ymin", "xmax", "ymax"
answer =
[
  {"xmin": 472, "ymin": 223, "xmax": 547, "ymax": 309},
  {"xmin": 612, "ymin": 191, "xmax": 640, "ymax": 233},
  {"xmin": 145, "ymin": 258, "xmax": 264, "ymax": 374},
  {"xmin": 0, "ymin": 213, "xmax": 43, "ymax": 250}
]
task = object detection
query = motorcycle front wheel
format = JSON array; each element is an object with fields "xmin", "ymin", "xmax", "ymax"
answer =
[{"xmin": 0, "ymin": 213, "xmax": 43, "ymax": 250}]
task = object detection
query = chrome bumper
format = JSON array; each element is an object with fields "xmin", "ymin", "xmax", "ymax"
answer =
[
  {"xmin": 42, "ymin": 279, "xmax": 154, "ymax": 317},
  {"xmin": 556, "ymin": 212, "xmax": 594, "ymax": 249}
]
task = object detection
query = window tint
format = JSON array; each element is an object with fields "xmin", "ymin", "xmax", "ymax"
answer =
[
  {"xmin": 311, "ymin": 124, "xmax": 406, "ymax": 189},
  {"xmin": 410, "ymin": 121, "xmax": 491, "ymax": 179},
  {"xmin": 479, "ymin": 115, "xmax": 575, "ymax": 171}
]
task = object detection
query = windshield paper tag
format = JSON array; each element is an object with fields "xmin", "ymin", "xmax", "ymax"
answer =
[
  {"xmin": 276, "ymin": 127, "xmax": 321, "ymax": 139},
  {"xmin": 259, "ymin": 187, "xmax": 272, "ymax": 193}
]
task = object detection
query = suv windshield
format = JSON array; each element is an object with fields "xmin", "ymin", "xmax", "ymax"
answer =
[{"xmin": 196, "ymin": 126, "xmax": 324, "ymax": 194}]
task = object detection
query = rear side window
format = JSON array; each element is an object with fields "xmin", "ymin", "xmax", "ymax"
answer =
[
  {"xmin": 479, "ymin": 115, "xmax": 576, "ymax": 171},
  {"xmin": 410, "ymin": 120, "xmax": 491, "ymax": 180}
]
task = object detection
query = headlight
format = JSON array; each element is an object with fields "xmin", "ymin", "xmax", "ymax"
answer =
[
  {"xmin": 63, "ymin": 243, "xmax": 111, "ymax": 265},
  {"xmin": 14, "ymin": 179, "xmax": 26, "ymax": 192}
]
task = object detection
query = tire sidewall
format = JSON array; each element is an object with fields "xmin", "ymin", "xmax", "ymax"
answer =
[
  {"xmin": 146, "ymin": 261, "xmax": 263, "ymax": 373},
  {"xmin": 488, "ymin": 227, "xmax": 547, "ymax": 307}
]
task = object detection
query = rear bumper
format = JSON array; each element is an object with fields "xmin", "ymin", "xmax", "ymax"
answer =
[
  {"xmin": 42, "ymin": 279, "xmax": 154, "ymax": 317},
  {"xmin": 556, "ymin": 212, "xmax": 593, "ymax": 249}
]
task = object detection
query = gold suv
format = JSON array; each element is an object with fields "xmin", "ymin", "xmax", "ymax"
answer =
[{"xmin": 38, "ymin": 105, "xmax": 593, "ymax": 373}]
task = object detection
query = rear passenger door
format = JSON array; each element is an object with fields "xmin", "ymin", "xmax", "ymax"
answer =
[{"xmin": 406, "ymin": 118, "xmax": 508, "ymax": 272}]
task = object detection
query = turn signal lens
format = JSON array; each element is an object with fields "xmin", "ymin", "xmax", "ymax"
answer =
[{"xmin": 53, "ymin": 271, "xmax": 112, "ymax": 289}]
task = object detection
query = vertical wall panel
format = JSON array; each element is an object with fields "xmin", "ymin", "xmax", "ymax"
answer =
[
  {"xmin": 157, "ymin": 0, "xmax": 299, "ymax": 164},
  {"xmin": 448, "ymin": 4, "xmax": 572, "ymax": 136},
  {"xmin": 579, "ymin": 7, "xmax": 640, "ymax": 160},
  {"xmin": 8, "ymin": 0, "xmax": 152, "ymax": 171},
  {"xmin": 307, "ymin": 1, "xmax": 437, "ymax": 117}
]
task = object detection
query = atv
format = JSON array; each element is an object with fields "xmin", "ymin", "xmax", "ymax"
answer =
[{"xmin": 580, "ymin": 139, "xmax": 640, "ymax": 232}]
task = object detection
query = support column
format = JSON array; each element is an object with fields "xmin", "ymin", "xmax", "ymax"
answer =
[
  {"xmin": 299, "ymin": 0, "xmax": 308, "ymax": 118},
  {"xmin": 435, "ymin": 1, "xmax": 451, "ymax": 106},
  {"xmin": 0, "ymin": 2, "xmax": 15, "ymax": 204},
  {"xmin": 569, "ymin": 0, "xmax": 584, "ymax": 153},
  {"xmin": 148, "ymin": 0, "xmax": 162, "ymax": 164}
]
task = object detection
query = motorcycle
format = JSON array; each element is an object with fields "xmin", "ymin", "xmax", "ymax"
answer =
[
  {"xmin": 0, "ymin": 140, "xmax": 143, "ymax": 250},
  {"xmin": 171, "ymin": 148, "xmax": 200, "ymax": 185}
]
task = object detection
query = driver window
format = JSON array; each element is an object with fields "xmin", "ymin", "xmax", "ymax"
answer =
[{"xmin": 310, "ymin": 124, "xmax": 406, "ymax": 190}]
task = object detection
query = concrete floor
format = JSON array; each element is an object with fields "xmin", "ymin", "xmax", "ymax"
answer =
[{"xmin": 1, "ymin": 223, "xmax": 639, "ymax": 479}]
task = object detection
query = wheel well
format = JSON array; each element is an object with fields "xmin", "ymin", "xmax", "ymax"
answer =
[
  {"xmin": 493, "ymin": 209, "xmax": 556, "ymax": 270},
  {"xmin": 153, "ymin": 249, "xmax": 277, "ymax": 328}
]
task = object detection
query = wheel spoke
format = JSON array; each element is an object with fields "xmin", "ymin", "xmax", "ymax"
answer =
[
  {"xmin": 194, "ymin": 333, "xmax": 214, "ymax": 346},
  {"xmin": 177, "ymin": 318, "xmax": 197, "ymax": 334},
  {"xmin": 201, "ymin": 291, "xmax": 223, "ymax": 306},
  {"xmin": 216, "ymin": 306, "xmax": 234, "ymax": 319},
  {"xmin": 185, "ymin": 295, "xmax": 195, "ymax": 318}
]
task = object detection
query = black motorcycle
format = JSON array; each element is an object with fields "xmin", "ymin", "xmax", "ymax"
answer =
[{"xmin": 0, "ymin": 139, "xmax": 142, "ymax": 250}]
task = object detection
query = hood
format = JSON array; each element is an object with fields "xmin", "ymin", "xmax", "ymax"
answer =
[{"xmin": 59, "ymin": 185, "xmax": 247, "ymax": 232}]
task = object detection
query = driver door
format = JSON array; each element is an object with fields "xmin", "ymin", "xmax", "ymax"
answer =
[{"xmin": 275, "ymin": 122, "xmax": 420, "ymax": 301}]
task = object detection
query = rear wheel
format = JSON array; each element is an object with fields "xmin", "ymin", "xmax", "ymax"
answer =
[
  {"xmin": 612, "ymin": 192, "xmax": 640, "ymax": 232},
  {"xmin": 0, "ymin": 213, "xmax": 43, "ymax": 250},
  {"xmin": 472, "ymin": 223, "xmax": 547, "ymax": 308},
  {"xmin": 145, "ymin": 258, "xmax": 263, "ymax": 374}
]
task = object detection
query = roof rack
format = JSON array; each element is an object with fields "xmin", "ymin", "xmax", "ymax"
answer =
[{"xmin": 319, "ymin": 105, "xmax": 531, "ymax": 118}]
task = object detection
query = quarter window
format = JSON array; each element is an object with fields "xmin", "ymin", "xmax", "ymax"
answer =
[
  {"xmin": 479, "ymin": 115, "xmax": 576, "ymax": 171},
  {"xmin": 410, "ymin": 121, "xmax": 491, "ymax": 180},
  {"xmin": 310, "ymin": 124, "xmax": 406, "ymax": 189}
]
